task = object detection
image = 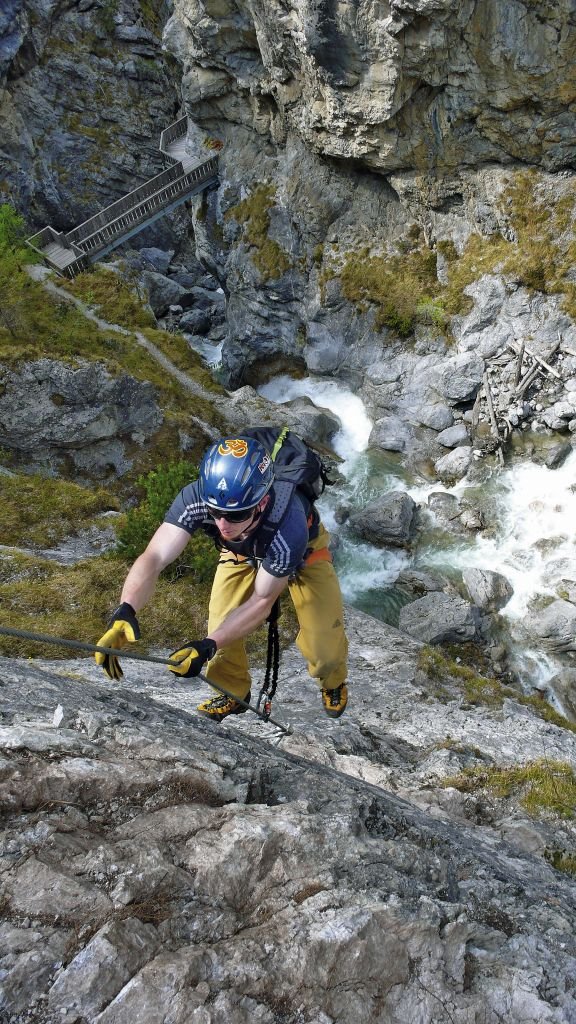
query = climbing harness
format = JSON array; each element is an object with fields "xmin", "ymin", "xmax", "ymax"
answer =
[
  {"xmin": 256, "ymin": 597, "xmax": 281, "ymax": 721},
  {"xmin": 0, "ymin": 625, "xmax": 292, "ymax": 736}
]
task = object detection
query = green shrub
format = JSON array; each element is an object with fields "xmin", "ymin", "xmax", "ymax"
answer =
[{"xmin": 115, "ymin": 460, "xmax": 219, "ymax": 582}]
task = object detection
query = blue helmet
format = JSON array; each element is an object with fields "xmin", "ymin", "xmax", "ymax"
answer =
[{"xmin": 199, "ymin": 436, "xmax": 274, "ymax": 512}]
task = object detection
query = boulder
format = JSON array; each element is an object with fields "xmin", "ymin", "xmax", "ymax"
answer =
[
  {"xmin": 394, "ymin": 569, "xmax": 447, "ymax": 596},
  {"xmin": 369, "ymin": 415, "xmax": 413, "ymax": 453},
  {"xmin": 436, "ymin": 353, "xmax": 484, "ymax": 405},
  {"xmin": 348, "ymin": 491, "xmax": 416, "ymax": 548},
  {"xmin": 436, "ymin": 423, "xmax": 470, "ymax": 448},
  {"xmin": 141, "ymin": 272, "xmax": 187, "ymax": 316},
  {"xmin": 409, "ymin": 402, "xmax": 454, "ymax": 431},
  {"xmin": 462, "ymin": 568, "xmax": 513, "ymax": 612},
  {"xmin": 399, "ymin": 592, "xmax": 480, "ymax": 644},
  {"xmin": 434, "ymin": 446, "xmax": 473, "ymax": 481}
]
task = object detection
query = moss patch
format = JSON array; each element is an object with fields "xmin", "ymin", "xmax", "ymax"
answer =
[
  {"xmin": 417, "ymin": 646, "xmax": 576, "ymax": 732},
  {"xmin": 225, "ymin": 183, "xmax": 291, "ymax": 282},
  {"xmin": 0, "ymin": 474, "xmax": 119, "ymax": 547},
  {"xmin": 444, "ymin": 759, "xmax": 576, "ymax": 819}
]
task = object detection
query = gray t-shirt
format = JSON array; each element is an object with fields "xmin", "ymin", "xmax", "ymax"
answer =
[{"xmin": 164, "ymin": 481, "xmax": 312, "ymax": 578}]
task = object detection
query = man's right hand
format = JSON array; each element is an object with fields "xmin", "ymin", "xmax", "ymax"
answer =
[{"xmin": 95, "ymin": 602, "xmax": 141, "ymax": 680}]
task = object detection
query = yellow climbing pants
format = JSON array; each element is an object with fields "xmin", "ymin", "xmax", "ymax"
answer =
[{"xmin": 205, "ymin": 523, "xmax": 348, "ymax": 699}]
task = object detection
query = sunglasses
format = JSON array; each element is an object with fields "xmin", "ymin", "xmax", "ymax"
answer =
[{"xmin": 205, "ymin": 505, "xmax": 257, "ymax": 524}]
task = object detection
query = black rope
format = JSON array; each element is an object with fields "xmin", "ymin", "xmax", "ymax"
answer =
[
  {"xmin": 0, "ymin": 625, "xmax": 292, "ymax": 735},
  {"xmin": 257, "ymin": 598, "xmax": 281, "ymax": 720}
]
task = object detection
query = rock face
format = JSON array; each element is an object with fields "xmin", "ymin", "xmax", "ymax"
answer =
[
  {"xmin": 1, "ymin": 604, "xmax": 576, "ymax": 1023},
  {"xmin": 1, "ymin": 0, "xmax": 181, "ymax": 236},
  {"xmin": 166, "ymin": 0, "xmax": 576, "ymax": 174},
  {"xmin": 0, "ymin": 358, "xmax": 162, "ymax": 477}
]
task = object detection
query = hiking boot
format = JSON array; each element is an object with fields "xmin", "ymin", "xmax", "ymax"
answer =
[
  {"xmin": 321, "ymin": 684, "xmax": 348, "ymax": 718},
  {"xmin": 197, "ymin": 690, "xmax": 251, "ymax": 723}
]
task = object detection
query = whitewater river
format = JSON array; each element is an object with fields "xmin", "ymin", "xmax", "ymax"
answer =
[{"xmin": 259, "ymin": 374, "xmax": 576, "ymax": 691}]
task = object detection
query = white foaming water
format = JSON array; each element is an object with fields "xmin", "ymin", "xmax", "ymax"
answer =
[
  {"xmin": 258, "ymin": 374, "xmax": 576, "ymax": 684},
  {"xmin": 257, "ymin": 376, "xmax": 409, "ymax": 602},
  {"xmin": 428, "ymin": 452, "xmax": 576, "ymax": 622},
  {"xmin": 257, "ymin": 375, "xmax": 372, "ymax": 466}
]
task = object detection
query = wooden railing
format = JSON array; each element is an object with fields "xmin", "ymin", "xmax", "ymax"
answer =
[
  {"xmin": 66, "ymin": 163, "xmax": 185, "ymax": 245},
  {"xmin": 26, "ymin": 117, "xmax": 219, "ymax": 277},
  {"xmin": 159, "ymin": 115, "xmax": 188, "ymax": 159},
  {"xmin": 77, "ymin": 159, "xmax": 218, "ymax": 254}
]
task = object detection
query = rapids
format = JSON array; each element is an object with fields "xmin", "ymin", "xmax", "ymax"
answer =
[{"xmin": 258, "ymin": 374, "xmax": 576, "ymax": 691}]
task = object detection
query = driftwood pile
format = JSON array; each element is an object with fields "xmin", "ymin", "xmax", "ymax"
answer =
[{"xmin": 472, "ymin": 332, "xmax": 571, "ymax": 463}]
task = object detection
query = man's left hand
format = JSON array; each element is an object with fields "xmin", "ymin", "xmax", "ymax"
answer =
[{"xmin": 168, "ymin": 637, "xmax": 217, "ymax": 678}]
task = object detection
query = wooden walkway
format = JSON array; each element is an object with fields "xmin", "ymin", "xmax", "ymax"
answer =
[{"xmin": 26, "ymin": 117, "xmax": 218, "ymax": 278}]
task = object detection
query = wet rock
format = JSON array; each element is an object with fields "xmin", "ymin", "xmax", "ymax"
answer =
[
  {"xmin": 394, "ymin": 569, "xmax": 447, "ymax": 596},
  {"xmin": 524, "ymin": 599, "xmax": 576, "ymax": 653},
  {"xmin": 434, "ymin": 446, "xmax": 473, "ymax": 481},
  {"xmin": 180, "ymin": 307, "xmax": 213, "ymax": 335},
  {"xmin": 436, "ymin": 423, "xmax": 470, "ymax": 448},
  {"xmin": 368, "ymin": 415, "xmax": 413, "ymax": 452},
  {"xmin": 547, "ymin": 669, "xmax": 576, "ymax": 723},
  {"xmin": 399, "ymin": 593, "xmax": 480, "ymax": 644},
  {"xmin": 348, "ymin": 491, "xmax": 416, "ymax": 548},
  {"xmin": 462, "ymin": 568, "xmax": 514, "ymax": 612},
  {"xmin": 545, "ymin": 442, "xmax": 572, "ymax": 468}
]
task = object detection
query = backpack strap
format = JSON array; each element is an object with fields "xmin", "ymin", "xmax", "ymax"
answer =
[{"xmin": 270, "ymin": 425, "xmax": 290, "ymax": 461}]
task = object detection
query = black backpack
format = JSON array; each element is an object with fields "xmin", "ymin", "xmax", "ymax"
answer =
[{"xmin": 244, "ymin": 425, "xmax": 332, "ymax": 503}]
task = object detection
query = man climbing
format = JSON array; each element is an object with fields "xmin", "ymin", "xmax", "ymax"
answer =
[{"xmin": 95, "ymin": 434, "xmax": 348, "ymax": 722}]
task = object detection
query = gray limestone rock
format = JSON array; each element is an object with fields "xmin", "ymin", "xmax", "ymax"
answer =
[
  {"xmin": 434, "ymin": 445, "xmax": 473, "ymax": 481},
  {"xmin": 141, "ymin": 272, "xmax": 187, "ymax": 316},
  {"xmin": 462, "ymin": 568, "xmax": 514, "ymax": 612},
  {"xmin": 0, "ymin": 599, "xmax": 576, "ymax": 1024},
  {"xmin": 368, "ymin": 415, "xmax": 413, "ymax": 453},
  {"xmin": 436, "ymin": 423, "xmax": 470, "ymax": 448},
  {"xmin": 0, "ymin": 359, "xmax": 162, "ymax": 478},
  {"xmin": 524, "ymin": 599, "xmax": 576, "ymax": 653},
  {"xmin": 348, "ymin": 491, "xmax": 416, "ymax": 548},
  {"xmin": 399, "ymin": 592, "xmax": 480, "ymax": 643},
  {"xmin": 409, "ymin": 402, "xmax": 455, "ymax": 431},
  {"xmin": 436, "ymin": 353, "xmax": 485, "ymax": 405}
]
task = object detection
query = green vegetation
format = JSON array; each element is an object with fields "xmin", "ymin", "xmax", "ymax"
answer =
[
  {"xmin": 0, "ymin": 474, "xmax": 119, "ymax": 547},
  {"xmin": 0, "ymin": 550, "xmax": 213, "ymax": 659},
  {"xmin": 225, "ymin": 183, "xmax": 291, "ymax": 282},
  {"xmin": 0, "ymin": 205, "xmax": 37, "ymax": 337},
  {"xmin": 116, "ymin": 460, "xmax": 219, "ymax": 583},
  {"xmin": 444, "ymin": 759, "xmax": 576, "ymax": 819},
  {"xmin": 544, "ymin": 848, "xmax": 576, "ymax": 876},
  {"xmin": 338, "ymin": 246, "xmax": 442, "ymax": 336},
  {"xmin": 418, "ymin": 646, "xmax": 576, "ymax": 732},
  {"xmin": 318, "ymin": 169, "xmax": 576, "ymax": 338}
]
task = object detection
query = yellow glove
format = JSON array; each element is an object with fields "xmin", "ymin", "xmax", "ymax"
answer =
[
  {"xmin": 95, "ymin": 602, "xmax": 140, "ymax": 680},
  {"xmin": 168, "ymin": 638, "xmax": 217, "ymax": 678}
]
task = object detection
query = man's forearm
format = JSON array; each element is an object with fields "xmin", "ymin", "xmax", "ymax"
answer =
[
  {"xmin": 120, "ymin": 550, "xmax": 164, "ymax": 612},
  {"xmin": 209, "ymin": 592, "xmax": 279, "ymax": 650}
]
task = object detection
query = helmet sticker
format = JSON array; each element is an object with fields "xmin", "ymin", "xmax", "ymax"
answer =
[
  {"xmin": 217, "ymin": 478, "xmax": 228, "ymax": 489},
  {"xmin": 218, "ymin": 439, "xmax": 248, "ymax": 458},
  {"xmin": 258, "ymin": 454, "xmax": 271, "ymax": 474}
]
